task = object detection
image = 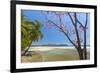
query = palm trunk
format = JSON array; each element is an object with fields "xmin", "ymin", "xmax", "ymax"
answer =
[{"xmin": 21, "ymin": 40, "xmax": 33, "ymax": 56}]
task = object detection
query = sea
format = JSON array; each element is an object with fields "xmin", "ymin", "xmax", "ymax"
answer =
[{"xmin": 29, "ymin": 45, "xmax": 90, "ymax": 52}]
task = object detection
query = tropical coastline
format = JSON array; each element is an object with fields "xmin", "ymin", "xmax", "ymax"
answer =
[
  {"xmin": 29, "ymin": 46, "xmax": 90, "ymax": 52},
  {"xmin": 21, "ymin": 46, "xmax": 90, "ymax": 63}
]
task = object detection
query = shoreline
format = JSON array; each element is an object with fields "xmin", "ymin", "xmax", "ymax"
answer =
[{"xmin": 29, "ymin": 46, "xmax": 90, "ymax": 52}]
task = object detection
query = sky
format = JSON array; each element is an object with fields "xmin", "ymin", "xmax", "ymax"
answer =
[{"xmin": 22, "ymin": 10, "xmax": 90, "ymax": 46}]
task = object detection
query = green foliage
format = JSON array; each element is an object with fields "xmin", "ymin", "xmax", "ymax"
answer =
[{"xmin": 21, "ymin": 12, "xmax": 43, "ymax": 50}]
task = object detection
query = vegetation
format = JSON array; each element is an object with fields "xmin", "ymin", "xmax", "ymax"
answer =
[
  {"xmin": 21, "ymin": 12, "xmax": 43, "ymax": 56},
  {"xmin": 21, "ymin": 10, "xmax": 90, "ymax": 62}
]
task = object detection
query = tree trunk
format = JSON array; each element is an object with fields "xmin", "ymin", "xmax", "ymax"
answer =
[
  {"xmin": 77, "ymin": 49, "xmax": 84, "ymax": 60},
  {"xmin": 21, "ymin": 41, "xmax": 33, "ymax": 56},
  {"xmin": 76, "ymin": 47, "xmax": 84, "ymax": 60},
  {"xmin": 83, "ymin": 13, "xmax": 88, "ymax": 60},
  {"xmin": 84, "ymin": 29, "xmax": 87, "ymax": 59}
]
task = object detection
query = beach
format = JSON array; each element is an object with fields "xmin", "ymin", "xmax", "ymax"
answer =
[{"xmin": 21, "ymin": 46, "xmax": 90, "ymax": 63}]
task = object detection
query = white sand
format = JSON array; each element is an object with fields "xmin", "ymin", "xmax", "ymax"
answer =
[{"xmin": 29, "ymin": 46, "xmax": 90, "ymax": 52}]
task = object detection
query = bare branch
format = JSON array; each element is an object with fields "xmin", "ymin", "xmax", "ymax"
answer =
[
  {"xmin": 74, "ymin": 13, "xmax": 77, "ymax": 26},
  {"xmin": 85, "ymin": 13, "xmax": 88, "ymax": 28},
  {"xmin": 67, "ymin": 13, "xmax": 75, "ymax": 25},
  {"xmin": 73, "ymin": 13, "xmax": 81, "ymax": 48},
  {"xmin": 63, "ymin": 31, "xmax": 78, "ymax": 49},
  {"xmin": 76, "ymin": 18, "xmax": 84, "ymax": 28},
  {"xmin": 47, "ymin": 19, "xmax": 78, "ymax": 48}
]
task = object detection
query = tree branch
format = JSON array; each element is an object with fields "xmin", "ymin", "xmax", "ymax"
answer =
[
  {"xmin": 74, "ymin": 13, "xmax": 81, "ymax": 48},
  {"xmin": 85, "ymin": 13, "xmax": 88, "ymax": 28},
  {"xmin": 47, "ymin": 20, "xmax": 78, "ymax": 49},
  {"xmin": 76, "ymin": 17, "xmax": 85, "ymax": 28},
  {"xmin": 83, "ymin": 13, "xmax": 88, "ymax": 59},
  {"xmin": 67, "ymin": 13, "xmax": 75, "ymax": 26}
]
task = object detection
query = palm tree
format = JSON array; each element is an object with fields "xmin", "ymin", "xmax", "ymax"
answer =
[{"xmin": 21, "ymin": 12, "xmax": 43, "ymax": 56}]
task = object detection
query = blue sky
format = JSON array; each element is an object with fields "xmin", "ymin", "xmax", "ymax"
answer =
[{"xmin": 22, "ymin": 10, "xmax": 90, "ymax": 46}]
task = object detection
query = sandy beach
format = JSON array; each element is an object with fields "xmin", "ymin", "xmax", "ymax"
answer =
[{"xmin": 21, "ymin": 47, "xmax": 90, "ymax": 63}]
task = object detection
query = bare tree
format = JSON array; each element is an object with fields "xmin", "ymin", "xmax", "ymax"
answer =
[{"xmin": 42, "ymin": 11, "xmax": 89, "ymax": 60}]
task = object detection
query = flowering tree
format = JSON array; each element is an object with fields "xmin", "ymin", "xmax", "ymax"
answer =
[{"xmin": 42, "ymin": 11, "xmax": 89, "ymax": 60}]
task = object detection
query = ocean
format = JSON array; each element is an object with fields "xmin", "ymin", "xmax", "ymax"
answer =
[{"xmin": 29, "ymin": 45, "xmax": 90, "ymax": 52}]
